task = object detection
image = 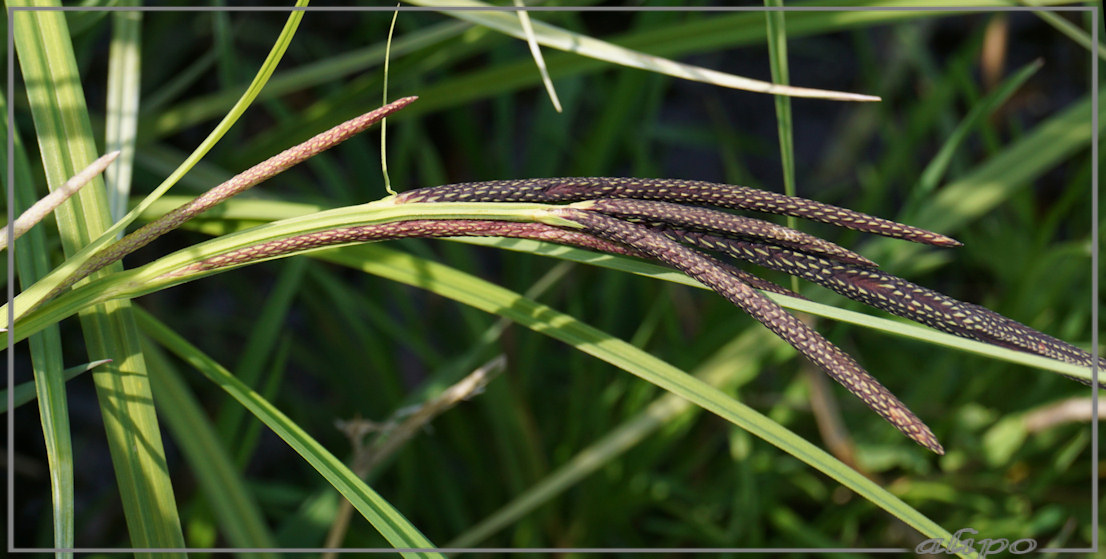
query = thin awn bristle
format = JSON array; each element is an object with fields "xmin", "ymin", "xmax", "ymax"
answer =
[
  {"xmin": 395, "ymin": 177, "xmax": 962, "ymax": 247},
  {"xmin": 553, "ymin": 209, "xmax": 944, "ymax": 454}
]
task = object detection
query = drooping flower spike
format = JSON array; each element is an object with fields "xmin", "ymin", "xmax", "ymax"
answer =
[
  {"xmin": 394, "ymin": 177, "xmax": 1098, "ymax": 453},
  {"xmin": 552, "ymin": 208, "xmax": 945, "ymax": 454},
  {"xmin": 577, "ymin": 198, "xmax": 876, "ymax": 267},
  {"xmin": 660, "ymin": 229, "xmax": 1093, "ymax": 368}
]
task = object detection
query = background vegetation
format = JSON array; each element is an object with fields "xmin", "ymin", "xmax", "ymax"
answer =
[{"xmin": 7, "ymin": 1, "xmax": 1102, "ymax": 554}]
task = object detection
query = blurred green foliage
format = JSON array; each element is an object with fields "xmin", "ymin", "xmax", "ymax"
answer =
[{"xmin": 8, "ymin": 3, "xmax": 1101, "ymax": 552}]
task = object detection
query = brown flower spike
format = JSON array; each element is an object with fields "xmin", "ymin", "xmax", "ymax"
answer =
[
  {"xmin": 661, "ymin": 229, "xmax": 1093, "ymax": 367},
  {"xmin": 46, "ymin": 97, "xmax": 418, "ymax": 304},
  {"xmin": 394, "ymin": 177, "xmax": 963, "ymax": 247},
  {"xmin": 168, "ymin": 173, "xmax": 1096, "ymax": 453},
  {"xmin": 391, "ymin": 176, "xmax": 1098, "ymax": 453},
  {"xmin": 551, "ymin": 208, "xmax": 944, "ymax": 453}
]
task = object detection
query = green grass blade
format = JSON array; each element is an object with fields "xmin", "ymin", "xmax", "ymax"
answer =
[
  {"xmin": 407, "ymin": 0, "xmax": 878, "ymax": 101},
  {"xmin": 448, "ymin": 237, "xmax": 1098, "ymax": 383},
  {"xmin": 3, "ymin": 93, "xmax": 75, "ymax": 556},
  {"xmin": 448, "ymin": 328, "xmax": 779, "ymax": 547},
  {"xmin": 140, "ymin": 335, "xmax": 279, "ymax": 554},
  {"xmin": 7, "ymin": 0, "xmax": 310, "ymax": 321},
  {"xmin": 134, "ymin": 308, "xmax": 443, "ymax": 557},
  {"xmin": 138, "ymin": 2, "xmax": 1082, "ymax": 144},
  {"xmin": 764, "ymin": 0, "xmax": 795, "ymax": 197},
  {"xmin": 104, "ymin": 4, "xmax": 142, "ymax": 227},
  {"xmin": 514, "ymin": 0, "xmax": 562, "ymax": 112},
  {"xmin": 874, "ymin": 89, "xmax": 1103, "ymax": 270},
  {"xmin": 359, "ymin": 2, "xmax": 1079, "ymax": 122},
  {"xmin": 215, "ymin": 258, "xmax": 309, "ymax": 468},
  {"xmin": 10, "ymin": 3, "xmax": 186, "ymax": 553},
  {"xmin": 1022, "ymin": 2, "xmax": 1106, "ymax": 61},
  {"xmin": 314, "ymin": 244, "xmax": 964, "ymax": 553},
  {"xmin": 925, "ymin": 94, "xmax": 1103, "ymax": 234},
  {"xmin": 109, "ymin": 0, "xmax": 309, "ymax": 234},
  {"xmin": 914, "ymin": 58, "xmax": 1043, "ymax": 196},
  {"xmin": 763, "ymin": 0, "xmax": 799, "ymax": 292},
  {"xmin": 1, "ymin": 360, "xmax": 109, "ymax": 413},
  {"xmin": 141, "ymin": 20, "xmax": 467, "ymax": 141}
]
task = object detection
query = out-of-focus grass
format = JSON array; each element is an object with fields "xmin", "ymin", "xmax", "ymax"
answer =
[{"xmin": 8, "ymin": 3, "xmax": 1099, "ymax": 552}]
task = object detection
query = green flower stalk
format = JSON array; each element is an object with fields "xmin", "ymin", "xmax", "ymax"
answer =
[{"xmin": 155, "ymin": 219, "xmax": 636, "ymax": 282}]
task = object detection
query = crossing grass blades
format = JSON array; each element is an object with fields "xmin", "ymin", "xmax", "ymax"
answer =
[{"xmin": 39, "ymin": 97, "xmax": 1098, "ymax": 455}]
